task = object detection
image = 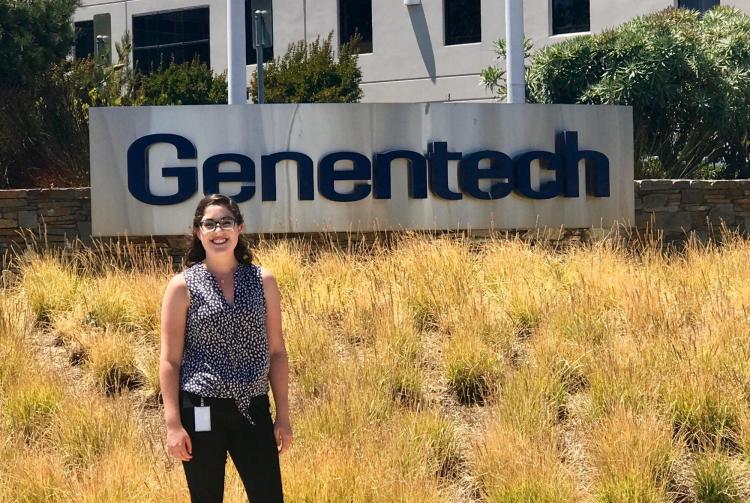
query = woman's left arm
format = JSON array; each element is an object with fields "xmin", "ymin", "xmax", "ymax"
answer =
[{"xmin": 261, "ymin": 267, "xmax": 292, "ymax": 454}]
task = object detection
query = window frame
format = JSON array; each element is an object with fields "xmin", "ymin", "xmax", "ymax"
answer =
[
  {"xmin": 676, "ymin": 0, "xmax": 720, "ymax": 12},
  {"xmin": 443, "ymin": 0, "xmax": 482, "ymax": 46},
  {"xmin": 337, "ymin": 0, "xmax": 373, "ymax": 54},
  {"xmin": 131, "ymin": 6, "xmax": 211, "ymax": 74},
  {"xmin": 550, "ymin": 0, "xmax": 591, "ymax": 36},
  {"xmin": 74, "ymin": 19, "xmax": 95, "ymax": 61}
]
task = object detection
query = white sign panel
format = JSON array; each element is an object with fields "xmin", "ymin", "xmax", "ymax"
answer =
[{"xmin": 89, "ymin": 103, "xmax": 634, "ymax": 236}]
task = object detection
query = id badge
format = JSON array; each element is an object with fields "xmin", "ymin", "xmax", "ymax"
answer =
[{"xmin": 194, "ymin": 398, "xmax": 211, "ymax": 432}]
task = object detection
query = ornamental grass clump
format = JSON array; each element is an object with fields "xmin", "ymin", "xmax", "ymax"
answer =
[
  {"xmin": 18, "ymin": 254, "xmax": 84, "ymax": 322},
  {"xmin": 586, "ymin": 407, "xmax": 678, "ymax": 502},
  {"xmin": 50, "ymin": 395, "xmax": 136, "ymax": 470}
]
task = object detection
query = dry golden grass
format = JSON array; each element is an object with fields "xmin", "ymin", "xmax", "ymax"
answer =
[{"xmin": 1, "ymin": 230, "xmax": 749, "ymax": 502}]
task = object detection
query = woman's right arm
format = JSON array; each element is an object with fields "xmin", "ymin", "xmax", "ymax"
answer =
[{"xmin": 159, "ymin": 273, "xmax": 192, "ymax": 461}]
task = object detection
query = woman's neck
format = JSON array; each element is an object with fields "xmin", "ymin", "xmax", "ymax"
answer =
[{"xmin": 203, "ymin": 254, "xmax": 239, "ymax": 274}]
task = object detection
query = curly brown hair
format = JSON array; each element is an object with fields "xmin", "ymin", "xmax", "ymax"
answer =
[{"xmin": 185, "ymin": 194, "xmax": 254, "ymax": 267}]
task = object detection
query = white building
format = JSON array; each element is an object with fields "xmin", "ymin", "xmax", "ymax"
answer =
[{"xmin": 74, "ymin": 0, "xmax": 750, "ymax": 103}]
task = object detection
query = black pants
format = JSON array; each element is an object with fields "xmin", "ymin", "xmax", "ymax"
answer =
[{"xmin": 179, "ymin": 390, "xmax": 284, "ymax": 503}]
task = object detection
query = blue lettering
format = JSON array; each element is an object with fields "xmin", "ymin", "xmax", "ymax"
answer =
[
  {"xmin": 427, "ymin": 142, "xmax": 463, "ymax": 200},
  {"xmin": 513, "ymin": 151, "xmax": 561, "ymax": 200},
  {"xmin": 261, "ymin": 152, "xmax": 315, "ymax": 201},
  {"xmin": 124, "ymin": 131, "xmax": 612, "ymax": 204},
  {"xmin": 203, "ymin": 153, "xmax": 255, "ymax": 202},
  {"xmin": 459, "ymin": 150, "xmax": 514, "ymax": 200},
  {"xmin": 318, "ymin": 151, "xmax": 372, "ymax": 202},
  {"xmin": 372, "ymin": 150, "xmax": 428, "ymax": 199},
  {"xmin": 127, "ymin": 134, "xmax": 197, "ymax": 205},
  {"xmin": 558, "ymin": 131, "xmax": 610, "ymax": 197}
]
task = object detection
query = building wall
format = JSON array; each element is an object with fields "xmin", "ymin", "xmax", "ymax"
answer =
[{"xmin": 75, "ymin": 1, "xmax": 750, "ymax": 103}]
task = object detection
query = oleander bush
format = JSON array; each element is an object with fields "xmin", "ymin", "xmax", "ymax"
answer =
[{"xmin": 482, "ymin": 6, "xmax": 750, "ymax": 179}]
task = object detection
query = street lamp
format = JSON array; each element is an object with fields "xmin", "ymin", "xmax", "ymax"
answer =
[{"xmin": 253, "ymin": 9, "xmax": 271, "ymax": 104}]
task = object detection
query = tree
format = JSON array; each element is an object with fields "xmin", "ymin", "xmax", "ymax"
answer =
[
  {"xmin": 482, "ymin": 7, "xmax": 750, "ymax": 179},
  {"xmin": 250, "ymin": 32, "xmax": 363, "ymax": 103},
  {"xmin": 0, "ymin": 26, "xmax": 229, "ymax": 188},
  {"xmin": 0, "ymin": 0, "xmax": 78, "ymax": 85}
]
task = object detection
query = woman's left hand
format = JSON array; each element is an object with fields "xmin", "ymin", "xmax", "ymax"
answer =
[{"xmin": 274, "ymin": 419, "xmax": 293, "ymax": 455}]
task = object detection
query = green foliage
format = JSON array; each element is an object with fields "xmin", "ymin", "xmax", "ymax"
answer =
[
  {"xmin": 250, "ymin": 32, "xmax": 363, "ymax": 103},
  {"xmin": 479, "ymin": 37, "xmax": 534, "ymax": 102},
  {"xmin": 0, "ymin": 32, "xmax": 142, "ymax": 188},
  {"xmin": 0, "ymin": 26, "xmax": 228, "ymax": 188},
  {"xmin": 483, "ymin": 7, "xmax": 750, "ymax": 179},
  {"xmin": 0, "ymin": 0, "xmax": 78, "ymax": 85},
  {"xmin": 86, "ymin": 32, "xmax": 145, "ymax": 108},
  {"xmin": 139, "ymin": 58, "xmax": 227, "ymax": 105},
  {"xmin": 85, "ymin": 33, "xmax": 228, "ymax": 107},
  {"xmin": 0, "ymin": 59, "xmax": 91, "ymax": 187}
]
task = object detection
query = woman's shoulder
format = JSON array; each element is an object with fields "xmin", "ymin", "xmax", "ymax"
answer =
[
  {"xmin": 168, "ymin": 262, "xmax": 203, "ymax": 289},
  {"xmin": 180, "ymin": 261, "xmax": 204, "ymax": 279},
  {"xmin": 163, "ymin": 272, "xmax": 190, "ymax": 307},
  {"xmin": 242, "ymin": 263, "xmax": 276, "ymax": 287},
  {"xmin": 253, "ymin": 264, "xmax": 275, "ymax": 281},
  {"xmin": 255, "ymin": 266, "xmax": 280, "ymax": 292},
  {"xmin": 166, "ymin": 271, "xmax": 188, "ymax": 289}
]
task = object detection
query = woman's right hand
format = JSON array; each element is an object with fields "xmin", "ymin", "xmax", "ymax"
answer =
[{"xmin": 166, "ymin": 426, "xmax": 193, "ymax": 461}]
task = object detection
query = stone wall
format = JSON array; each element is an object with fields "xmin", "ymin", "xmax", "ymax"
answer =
[
  {"xmin": 1, "ymin": 181, "xmax": 749, "ymax": 267},
  {"xmin": 0, "ymin": 188, "xmax": 92, "ymax": 261},
  {"xmin": 634, "ymin": 179, "xmax": 750, "ymax": 242}
]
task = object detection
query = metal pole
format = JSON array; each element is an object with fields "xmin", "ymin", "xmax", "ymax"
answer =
[
  {"xmin": 254, "ymin": 10, "xmax": 266, "ymax": 104},
  {"xmin": 505, "ymin": 0, "xmax": 526, "ymax": 104},
  {"xmin": 227, "ymin": 0, "xmax": 247, "ymax": 104}
]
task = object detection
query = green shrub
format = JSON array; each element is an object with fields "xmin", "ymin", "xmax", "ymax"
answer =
[
  {"xmin": 0, "ymin": 24, "xmax": 230, "ymax": 188},
  {"xmin": 250, "ymin": 32, "xmax": 363, "ymax": 103},
  {"xmin": 0, "ymin": 32, "xmax": 141, "ymax": 188},
  {"xmin": 139, "ymin": 58, "xmax": 227, "ymax": 105},
  {"xmin": 483, "ymin": 7, "xmax": 750, "ymax": 179},
  {"xmin": 0, "ymin": 60, "xmax": 91, "ymax": 188}
]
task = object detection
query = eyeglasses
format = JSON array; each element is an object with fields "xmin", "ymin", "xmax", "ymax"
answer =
[{"xmin": 199, "ymin": 217, "xmax": 237, "ymax": 232}]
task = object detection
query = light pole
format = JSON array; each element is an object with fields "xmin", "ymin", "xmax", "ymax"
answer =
[
  {"xmin": 505, "ymin": 0, "xmax": 526, "ymax": 104},
  {"xmin": 227, "ymin": 0, "xmax": 247, "ymax": 104},
  {"xmin": 254, "ymin": 9, "xmax": 269, "ymax": 104}
]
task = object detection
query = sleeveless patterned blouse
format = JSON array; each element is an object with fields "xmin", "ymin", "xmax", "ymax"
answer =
[{"xmin": 180, "ymin": 261, "xmax": 270, "ymax": 426}]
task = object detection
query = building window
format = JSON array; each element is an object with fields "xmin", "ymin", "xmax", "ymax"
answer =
[
  {"xmin": 678, "ymin": 0, "xmax": 719, "ymax": 12},
  {"xmin": 132, "ymin": 7, "xmax": 210, "ymax": 74},
  {"xmin": 246, "ymin": 0, "xmax": 274, "ymax": 65},
  {"xmin": 339, "ymin": 0, "xmax": 372, "ymax": 54},
  {"xmin": 444, "ymin": 0, "xmax": 481, "ymax": 46},
  {"xmin": 552, "ymin": 0, "xmax": 590, "ymax": 35},
  {"xmin": 74, "ymin": 20, "xmax": 95, "ymax": 60}
]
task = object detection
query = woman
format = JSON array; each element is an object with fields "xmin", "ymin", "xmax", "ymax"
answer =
[{"xmin": 159, "ymin": 194, "xmax": 292, "ymax": 503}]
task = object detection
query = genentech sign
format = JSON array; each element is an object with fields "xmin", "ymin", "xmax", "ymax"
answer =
[
  {"xmin": 90, "ymin": 104, "xmax": 634, "ymax": 235},
  {"xmin": 126, "ymin": 131, "xmax": 609, "ymax": 205}
]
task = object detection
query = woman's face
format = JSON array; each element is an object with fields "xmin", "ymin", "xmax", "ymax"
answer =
[{"xmin": 194, "ymin": 204, "xmax": 245, "ymax": 257}]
